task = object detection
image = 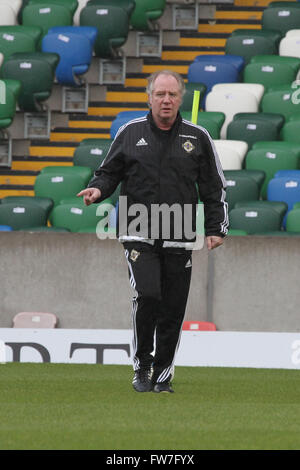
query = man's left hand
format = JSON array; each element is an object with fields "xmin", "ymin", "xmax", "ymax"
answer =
[{"xmin": 206, "ymin": 236, "xmax": 224, "ymax": 251}]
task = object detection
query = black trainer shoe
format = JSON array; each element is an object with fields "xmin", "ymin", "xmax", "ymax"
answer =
[
  {"xmin": 152, "ymin": 382, "xmax": 174, "ymax": 393},
  {"xmin": 132, "ymin": 369, "xmax": 152, "ymax": 392}
]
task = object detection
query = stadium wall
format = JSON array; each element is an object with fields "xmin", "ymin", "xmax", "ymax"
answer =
[{"xmin": 0, "ymin": 232, "xmax": 299, "ymax": 332}]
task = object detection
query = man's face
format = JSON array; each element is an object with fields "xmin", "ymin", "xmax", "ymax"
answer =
[{"xmin": 149, "ymin": 74, "xmax": 182, "ymax": 128}]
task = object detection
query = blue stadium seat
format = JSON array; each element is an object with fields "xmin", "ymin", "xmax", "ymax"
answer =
[
  {"xmin": 42, "ymin": 26, "xmax": 98, "ymax": 86},
  {"xmin": 193, "ymin": 54, "xmax": 245, "ymax": 74},
  {"xmin": 110, "ymin": 111, "xmax": 149, "ymax": 139},
  {"xmin": 267, "ymin": 176, "xmax": 300, "ymax": 226},
  {"xmin": 187, "ymin": 60, "xmax": 239, "ymax": 105},
  {"xmin": 274, "ymin": 170, "xmax": 300, "ymax": 179}
]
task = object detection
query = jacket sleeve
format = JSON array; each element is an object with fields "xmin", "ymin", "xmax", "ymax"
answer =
[
  {"xmin": 197, "ymin": 130, "xmax": 229, "ymax": 237},
  {"xmin": 87, "ymin": 132, "xmax": 125, "ymax": 203}
]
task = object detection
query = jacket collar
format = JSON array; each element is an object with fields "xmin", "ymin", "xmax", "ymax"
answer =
[{"xmin": 147, "ymin": 110, "xmax": 182, "ymax": 135}]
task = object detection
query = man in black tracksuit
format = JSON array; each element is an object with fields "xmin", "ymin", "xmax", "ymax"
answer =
[{"xmin": 78, "ymin": 70, "xmax": 228, "ymax": 393}]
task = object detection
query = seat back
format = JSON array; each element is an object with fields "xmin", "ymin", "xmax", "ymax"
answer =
[
  {"xmin": 34, "ymin": 172, "xmax": 86, "ymax": 206},
  {"xmin": 279, "ymin": 35, "xmax": 300, "ymax": 58},
  {"xmin": 267, "ymin": 176, "xmax": 300, "ymax": 225},
  {"xmin": 110, "ymin": 110, "xmax": 148, "ymax": 139},
  {"xmin": 80, "ymin": 3, "xmax": 130, "ymax": 58},
  {"xmin": 280, "ymin": 116, "xmax": 300, "ymax": 144},
  {"xmin": 262, "ymin": 2, "xmax": 300, "ymax": 36},
  {"xmin": 0, "ymin": 78, "xmax": 21, "ymax": 129},
  {"xmin": 225, "ymin": 31, "xmax": 279, "ymax": 65},
  {"xmin": 226, "ymin": 113, "xmax": 284, "ymax": 150},
  {"xmin": 0, "ymin": 201, "xmax": 48, "ymax": 229},
  {"xmin": 73, "ymin": 138, "xmax": 112, "ymax": 171},
  {"xmin": 286, "ymin": 207, "xmax": 300, "ymax": 232},
  {"xmin": 0, "ymin": 25, "xmax": 42, "ymax": 64},
  {"xmin": 224, "ymin": 173, "xmax": 260, "ymax": 212},
  {"xmin": 246, "ymin": 148, "xmax": 300, "ymax": 199},
  {"xmin": 229, "ymin": 206, "xmax": 282, "ymax": 234},
  {"xmin": 260, "ymin": 85, "xmax": 300, "ymax": 120},
  {"xmin": 181, "ymin": 111, "xmax": 225, "ymax": 139},
  {"xmin": 180, "ymin": 82, "xmax": 207, "ymax": 112},
  {"xmin": 49, "ymin": 199, "xmax": 114, "ymax": 232},
  {"xmin": 1, "ymin": 51, "xmax": 59, "ymax": 112},
  {"xmin": 13, "ymin": 311, "xmax": 58, "ymax": 328},
  {"xmin": 130, "ymin": 0, "xmax": 166, "ymax": 31},
  {"xmin": 0, "ymin": 3, "xmax": 17, "ymax": 25},
  {"xmin": 193, "ymin": 54, "xmax": 245, "ymax": 73},
  {"xmin": 42, "ymin": 26, "xmax": 97, "ymax": 86},
  {"xmin": 40, "ymin": 165, "xmax": 93, "ymax": 185},
  {"xmin": 243, "ymin": 61, "xmax": 297, "ymax": 90},
  {"xmin": 1, "ymin": 195, "xmax": 54, "ymax": 215}
]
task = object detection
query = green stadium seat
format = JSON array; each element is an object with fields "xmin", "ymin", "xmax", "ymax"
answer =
[
  {"xmin": 1, "ymin": 51, "xmax": 59, "ymax": 112},
  {"xmin": 0, "ymin": 25, "xmax": 42, "ymax": 66},
  {"xmin": 227, "ymin": 229, "xmax": 248, "ymax": 236},
  {"xmin": 73, "ymin": 138, "xmax": 112, "ymax": 171},
  {"xmin": 226, "ymin": 112, "xmax": 285, "ymax": 149},
  {"xmin": 130, "ymin": 0, "xmax": 166, "ymax": 31},
  {"xmin": 1, "ymin": 195, "xmax": 54, "ymax": 216},
  {"xmin": 243, "ymin": 59, "xmax": 298, "ymax": 91},
  {"xmin": 21, "ymin": 2, "xmax": 74, "ymax": 46},
  {"xmin": 286, "ymin": 208, "xmax": 300, "ymax": 232},
  {"xmin": 0, "ymin": 200, "xmax": 48, "ymax": 229},
  {"xmin": 180, "ymin": 82, "xmax": 207, "ymax": 112},
  {"xmin": 234, "ymin": 200, "xmax": 288, "ymax": 223},
  {"xmin": 262, "ymin": 2, "xmax": 300, "ymax": 37},
  {"xmin": 223, "ymin": 173, "xmax": 260, "ymax": 212},
  {"xmin": 280, "ymin": 115, "xmax": 300, "ymax": 144},
  {"xmin": 80, "ymin": 3, "xmax": 130, "ymax": 58},
  {"xmin": 260, "ymin": 84, "xmax": 300, "ymax": 120},
  {"xmin": 49, "ymin": 198, "xmax": 114, "ymax": 232},
  {"xmin": 40, "ymin": 165, "xmax": 93, "ymax": 185},
  {"xmin": 87, "ymin": 0, "xmax": 136, "ymax": 17},
  {"xmin": 34, "ymin": 171, "xmax": 86, "ymax": 205},
  {"xmin": 245, "ymin": 144, "xmax": 300, "ymax": 199},
  {"xmin": 229, "ymin": 206, "xmax": 282, "ymax": 234},
  {"xmin": 224, "ymin": 169, "xmax": 265, "ymax": 193},
  {"xmin": 0, "ymin": 78, "xmax": 21, "ymax": 167},
  {"xmin": 225, "ymin": 29, "xmax": 280, "ymax": 65},
  {"xmin": 250, "ymin": 54, "xmax": 300, "ymax": 75},
  {"xmin": 180, "ymin": 111, "xmax": 225, "ymax": 139}
]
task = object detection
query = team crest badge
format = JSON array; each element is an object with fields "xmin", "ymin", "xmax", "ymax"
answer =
[
  {"xmin": 130, "ymin": 249, "xmax": 140, "ymax": 262},
  {"xmin": 183, "ymin": 140, "xmax": 195, "ymax": 153}
]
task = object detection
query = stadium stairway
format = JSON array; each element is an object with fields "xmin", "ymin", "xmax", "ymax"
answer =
[{"xmin": 0, "ymin": 0, "xmax": 274, "ymax": 198}]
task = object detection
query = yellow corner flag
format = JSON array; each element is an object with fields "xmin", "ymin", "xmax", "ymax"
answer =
[{"xmin": 191, "ymin": 89, "xmax": 200, "ymax": 125}]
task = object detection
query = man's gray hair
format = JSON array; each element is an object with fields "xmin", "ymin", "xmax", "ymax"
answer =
[{"xmin": 146, "ymin": 70, "xmax": 186, "ymax": 98}]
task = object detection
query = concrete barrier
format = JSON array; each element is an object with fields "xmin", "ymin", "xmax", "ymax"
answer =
[{"xmin": 0, "ymin": 232, "xmax": 299, "ymax": 332}]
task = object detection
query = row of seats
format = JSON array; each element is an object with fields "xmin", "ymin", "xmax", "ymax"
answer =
[{"xmin": 0, "ymin": 0, "xmax": 166, "ymax": 33}]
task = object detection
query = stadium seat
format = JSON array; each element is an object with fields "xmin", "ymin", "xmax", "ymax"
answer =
[
  {"xmin": 110, "ymin": 111, "xmax": 149, "ymax": 139},
  {"xmin": 0, "ymin": 201, "xmax": 48, "ymax": 229},
  {"xmin": 243, "ymin": 59, "xmax": 298, "ymax": 91},
  {"xmin": 267, "ymin": 175, "xmax": 300, "ymax": 225},
  {"xmin": 34, "ymin": 172, "xmax": 86, "ymax": 206},
  {"xmin": 214, "ymin": 139, "xmax": 248, "ymax": 167},
  {"xmin": 226, "ymin": 113, "xmax": 284, "ymax": 149},
  {"xmin": 224, "ymin": 169, "xmax": 265, "ymax": 194},
  {"xmin": 22, "ymin": 2, "xmax": 74, "ymax": 46},
  {"xmin": 49, "ymin": 198, "xmax": 114, "ymax": 232},
  {"xmin": 262, "ymin": 2, "xmax": 300, "ymax": 37},
  {"xmin": 193, "ymin": 54, "xmax": 245, "ymax": 74},
  {"xmin": 187, "ymin": 60, "xmax": 240, "ymax": 104},
  {"xmin": 279, "ymin": 35, "xmax": 300, "ymax": 59},
  {"xmin": 250, "ymin": 54, "xmax": 300, "ymax": 76},
  {"xmin": 129, "ymin": 0, "xmax": 166, "ymax": 31},
  {"xmin": 74, "ymin": 0, "xmax": 89, "ymax": 25},
  {"xmin": 246, "ymin": 143, "xmax": 300, "ymax": 199},
  {"xmin": 274, "ymin": 169, "xmax": 300, "ymax": 179},
  {"xmin": 40, "ymin": 165, "xmax": 93, "ymax": 185},
  {"xmin": 181, "ymin": 111, "xmax": 225, "ymax": 139},
  {"xmin": 0, "ymin": 225, "xmax": 12, "ymax": 231},
  {"xmin": 180, "ymin": 82, "xmax": 207, "ymax": 111},
  {"xmin": 225, "ymin": 29, "xmax": 280, "ymax": 65},
  {"xmin": 80, "ymin": 3, "xmax": 131, "ymax": 58},
  {"xmin": 1, "ymin": 51, "xmax": 59, "ymax": 112},
  {"xmin": 182, "ymin": 321, "xmax": 217, "ymax": 331},
  {"xmin": 12, "ymin": 311, "xmax": 58, "ymax": 328},
  {"xmin": 286, "ymin": 207, "xmax": 300, "ymax": 232},
  {"xmin": 73, "ymin": 138, "xmax": 112, "ymax": 171},
  {"xmin": 0, "ymin": 25, "xmax": 42, "ymax": 65},
  {"xmin": 1, "ymin": 195, "xmax": 54, "ymax": 217},
  {"xmin": 42, "ymin": 26, "xmax": 98, "ymax": 86},
  {"xmin": 234, "ymin": 200, "xmax": 288, "ymax": 224},
  {"xmin": 260, "ymin": 84, "xmax": 300, "ymax": 121},
  {"xmin": 205, "ymin": 83, "xmax": 264, "ymax": 138},
  {"xmin": 229, "ymin": 206, "xmax": 283, "ymax": 234},
  {"xmin": 224, "ymin": 173, "xmax": 260, "ymax": 212},
  {"xmin": 0, "ymin": 1, "xmax": 19, "ymax": 25},
  {"xmin": 280, "ymin": 115, "xmax": 300, "ymax": 144},
  {"xmin": 0, "ymin": 78, "xmax": 22, "ymax": 167}
]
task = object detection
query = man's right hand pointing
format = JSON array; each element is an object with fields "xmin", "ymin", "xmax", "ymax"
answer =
[{"xmin": 77, "ymin": 187, "xmax": 101, "ymax": 206}]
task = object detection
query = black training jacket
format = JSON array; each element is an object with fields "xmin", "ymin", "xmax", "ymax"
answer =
[{"xmin": 88, "ymin": 111, "xmax": 228, "ymax": 245}]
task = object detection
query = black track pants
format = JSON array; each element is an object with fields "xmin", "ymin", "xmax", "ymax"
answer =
[{"xmin": 124, "ymin": 242, "xmax": 192, "ymax": 384}]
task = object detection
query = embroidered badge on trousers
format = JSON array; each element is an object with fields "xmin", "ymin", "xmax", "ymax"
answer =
[{"xmin": 130, "ymin": 249, "xmax": 140, "ymax": 262}]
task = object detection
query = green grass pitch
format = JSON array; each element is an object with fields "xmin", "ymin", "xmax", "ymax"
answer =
[{"xmin": 1, "ymin": 363, "xmax": 300, "ymax": 450}]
